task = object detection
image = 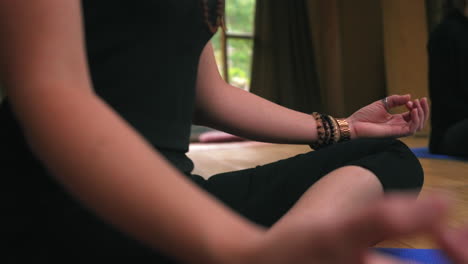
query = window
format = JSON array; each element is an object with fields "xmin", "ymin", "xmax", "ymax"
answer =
[{"xmin": 211, "ymin": 0, "xmax": 256, "ymax": 91}]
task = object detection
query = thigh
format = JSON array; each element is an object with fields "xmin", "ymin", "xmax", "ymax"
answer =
[
  {"xmin": 3, "ymin": 155, "xmax": 178, "ymax": 264},
  {"xmin": 440, "ymin": 119, "xmax": 468, "ymax": 157},
  {"xmin": 8, "ymin": 188, "xmax": 179, "ymax": 264},
  {"xmin": 197, "ymin": 138, "xmax": 422, "ymax": 227}
]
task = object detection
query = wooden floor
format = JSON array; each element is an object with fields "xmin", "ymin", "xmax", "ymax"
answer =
[{"xmin": 187, "ymin": 136, "xmax": 468, "ymax": 249}]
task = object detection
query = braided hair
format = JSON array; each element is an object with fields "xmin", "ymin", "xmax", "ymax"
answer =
[{"xmin": 201, "ymin": 0, "xmax": 226, "ymax": 33}]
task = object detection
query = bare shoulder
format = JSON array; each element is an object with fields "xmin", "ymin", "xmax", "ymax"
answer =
[{"xmin": 0, "ymin": 0, "xmax": 91, "ymax": 98}]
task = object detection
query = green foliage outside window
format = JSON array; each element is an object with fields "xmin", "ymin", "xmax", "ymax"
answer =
[
  {"xmin": 211, "ymin": 0, "xmax": 255, "ymax": 90},
  {"xmin": 226, "ymin": 0, "xmax": 255, "ymax": 33}
]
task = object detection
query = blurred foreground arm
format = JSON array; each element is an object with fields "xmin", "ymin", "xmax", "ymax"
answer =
[
  {"xmin": 0, "ymin": 1, "xmax": 263, "ymax": 263},
  {"xmin": 247, "ymin": 193, "xmax": 468, "ymax": 264},
  {"xmin": 2, "ymin": 2, "xmax": 466, "ymax": 264}
]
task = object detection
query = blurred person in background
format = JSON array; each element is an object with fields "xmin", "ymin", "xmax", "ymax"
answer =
[{"xmin": 428, "ymin": 0, "xmax": 468, "ymax": 157}]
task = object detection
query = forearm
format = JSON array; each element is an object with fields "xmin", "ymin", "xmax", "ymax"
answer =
[
  {"xmin": 194, "ymin": 84, "xmax": 318, "ymax": 144},
  {"xmin": 194, "ymin": 43, "xmax": 319, "ymax": 145},
  {"xmin": 8, "ymin": 84, "xmax": 263, "ymax": 264}
]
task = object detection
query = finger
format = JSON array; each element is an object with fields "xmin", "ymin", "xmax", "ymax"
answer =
[
  {"xmin": 421, "ymin": 97, "xmax": 430, "ymax": 124},
  {"xmin": 414, "ymin": 99, "xmax": 424, "ymax": 131},
  {"xmin": 343, "ymin": 193, "xmax": 450, "ymax": 248},
  {"xmin": 409, "ymin": 108, "xmax": 419, "ymax": 135},
  {"xmin": 386, "ymin": 94, "xmax": 411, "ymax": 109},
  {"xmin": 365, "ymin": 252, "xmax": 410, "ymax": 264},
  {"xmin": 402, "ymin": 111, "xmax": 412, "ymax": 123},
  {"xmin": 436, "ymin": 226, "xmax": 468, "ymax": 264},
  {"xmin": 405, "ymin": 101, "xmax": 413, "ymax": 111}
]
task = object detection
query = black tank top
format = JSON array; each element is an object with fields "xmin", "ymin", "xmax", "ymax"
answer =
[{"xmin": 1, "ymin": 0, "xmax": 217, "ymax": 173}]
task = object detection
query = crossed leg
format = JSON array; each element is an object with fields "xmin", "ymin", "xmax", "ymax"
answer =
[
  {"xmin": 202, "ymin": 138, "xmax": 424, "ymax": 228},
  {"xmin": 275, "ymin": 165, "xmax": 383, "ymax": 226}
]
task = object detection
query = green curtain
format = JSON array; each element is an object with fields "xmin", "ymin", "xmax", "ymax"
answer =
[{"xmin": 250, "ymin": 0, "xmax": 322, "ymax": 113}]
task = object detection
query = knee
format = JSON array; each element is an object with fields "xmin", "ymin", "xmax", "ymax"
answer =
[
  {"xmin": 349, "ymin": 138, "xmax": 424, "ymax": 192},
  {"xmin": 381, "ymin": 139, "xmax": 424, "ymax": 191}
]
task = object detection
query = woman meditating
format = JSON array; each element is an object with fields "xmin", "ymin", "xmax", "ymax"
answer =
[{"xmin": 1, "ymin": 1, "xmax": 467, "ymax": 263}]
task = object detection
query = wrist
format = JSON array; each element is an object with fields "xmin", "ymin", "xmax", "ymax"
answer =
[
  {"xmin": 310, "ymin": 113, "xmax": 352, "ymax": 149},
  {"xmin": 335, "ymin": 117, "xmax": 351, "ymax": 141},
  {"xmin": 345, "ymin": 117, "xmax": 356, "ymax": 139}
]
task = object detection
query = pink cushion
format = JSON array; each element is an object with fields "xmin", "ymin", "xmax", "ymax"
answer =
[{"xmin": 198, "ymin": 131, "xmax": 246, "ymax": 143}]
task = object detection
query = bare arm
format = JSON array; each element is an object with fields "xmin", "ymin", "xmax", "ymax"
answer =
[
  {"xmin": 194, "ymin": 44, "xmax": 319, "ymax": 144},
  {"xmin": 0, "ymin": 1, "xmax": 263, "ymax": 263},
  {"xmin": 2, "ymin": 3, "xmax": 444, "ymax": 264},
  {"xmin": 194, "ymin": 44, "xmax": 428, "ymax": 143}
]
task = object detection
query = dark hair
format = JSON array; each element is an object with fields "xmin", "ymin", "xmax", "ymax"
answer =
[{"xmin": 443, "ymin": 0, "xmax": 467, "ymax": 16}]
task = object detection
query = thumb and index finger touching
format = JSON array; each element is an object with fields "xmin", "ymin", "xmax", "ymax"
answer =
[
  {"xmin": 384, "ymin": 94, "xmax": 429, "ymax": 114},
  {"xmin": 385, "ymin": 94, "xmax": 430, "ymax": 133},
  {"xmin": 384, "ymin": 94, "xmax": 412, "ymax": 110}
]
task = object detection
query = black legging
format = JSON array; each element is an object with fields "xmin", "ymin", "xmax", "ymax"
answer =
[
  {"xmin": 4, "ymin": 138, "xmax": 423, "ymax": 263},
  {"xmin": 193, "ymin": 138, "xmax": 423, "ymax": 227},
  {"xmin": 435, "ymin": 119, "xmax": 468, "ymax": 157}
]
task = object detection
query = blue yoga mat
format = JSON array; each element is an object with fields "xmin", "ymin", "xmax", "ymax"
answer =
[
  {"xmin": 411, "ymin": 147, "xmax": 468, "ymax": 161},
  {"xmin": 375, "ymin": 248, "xmax": 452, "ymax": 264}
]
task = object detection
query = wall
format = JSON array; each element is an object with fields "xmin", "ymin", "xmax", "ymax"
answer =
[
  {"xmin": 308, "ymin": 0, "xmax": 430, "ymax": 136},
  {"xmin": 339, "ymin": 0, "xmax": 387, "ymax": 114},
  {"xmin": 381, "ymin": 0, "xmax": 429, "ymax": 99},
  {"xmin": 307, "ymin": 0, "xmax": 345, "ymax": 116},
  {"xmin": 381, "ymin": 0, "xmax": 430, "ymax": 135},
  {"xmin": 307, "ymin": 0, "xmax": 386, "ymax": 117}
]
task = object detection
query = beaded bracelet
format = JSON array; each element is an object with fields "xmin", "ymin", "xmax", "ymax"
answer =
[
  {"xmin": 320, "ymin": 114, "xmax": 331, "ymax": 145},
  {"xmin": 310, "ymin": 112, "xmax": 351, "ymax": 149},
  {"xmin": 313, "ymin": 113, "xmax": 325, "ymax": 148}
]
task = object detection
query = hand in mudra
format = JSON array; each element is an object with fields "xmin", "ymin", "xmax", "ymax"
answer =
[{"xmin": 347, "ymin": 94, "xmax": 429, "ymax": 139}]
